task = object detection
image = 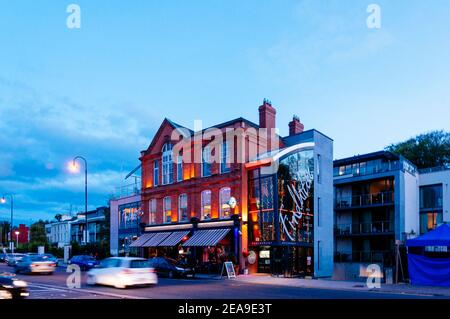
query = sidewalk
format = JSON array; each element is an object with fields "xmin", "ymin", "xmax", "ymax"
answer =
[{"xmin": 232, "ymin": 274, "xmax": 450, "ymax": 297}]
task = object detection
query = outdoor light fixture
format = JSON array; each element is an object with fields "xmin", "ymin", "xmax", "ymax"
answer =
[{"xmin": 0, "ymin": 198, "xmax": 5, "ymax": 204}]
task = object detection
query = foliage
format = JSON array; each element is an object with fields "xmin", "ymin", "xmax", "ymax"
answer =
[
  {"xmin": 29, "ymin": 220, "xmax": 48, "ymax": 245},
  {"xmin": 386, "ymin": 130, "xmax": 450, "ymax": 169},
  {"xmin": 54, "ymin": 214, "xmax": 62, "ymax": 222}
]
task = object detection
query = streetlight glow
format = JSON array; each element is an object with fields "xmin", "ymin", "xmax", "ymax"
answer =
[
  {"xmin": 15, "ymin": 231, "xmax": 20, "ymax": 236},
  {"xmin": 0, "ymin": 197, "xmax": 5, "ymax": 204},
  {"xmin": 68, "ymin": 161, "xmax": 79, "ymax": 173}
]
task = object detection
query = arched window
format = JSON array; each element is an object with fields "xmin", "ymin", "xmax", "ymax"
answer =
[
  {"xmin": 178, "ymin": 194, "xmax": 188, "ymax": 222},
  {"xmin": 202, "ymin": 145, "xmax": 212, "ymax": 177},
  {"xmin": 163, "ymin": 196, "xmax": 172, "ymax": 223},
  {"xmin": 201, "ymin": 190, "xmax": 211, "ymax": 220},
  {"xmin": 162, "ymin": 143, "xmax": 174, "ymax": 185},
  {"xmin": 219, "ymin": 187, "xmax": 231, "ymax": 218},
  {"xmin": 177, "ymin": 155, "xmax": 183, "ymax": 182}
]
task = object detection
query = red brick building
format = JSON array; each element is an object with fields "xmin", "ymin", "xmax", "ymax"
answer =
[{"xmin": 130, "ymin": 99, "xmax": 335, "ymax": 277}]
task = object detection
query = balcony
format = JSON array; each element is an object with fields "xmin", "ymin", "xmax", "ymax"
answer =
[
  {"xmin": 335, "ymin": 191, "xmax": 394, "ymax": 209},
  {"xmin": 335, "ymin": 221, "xmax": 393, "ymax": 236},
  {"xmin": 334, "ymin": 250, "xmax": 392, "ymax": 264},
  {"xmin": 113, "ymin": 183, "xmax": 141, "ymax": 200}
]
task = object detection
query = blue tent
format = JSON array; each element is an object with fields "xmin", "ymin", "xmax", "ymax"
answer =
[
  {"xmin": 406, "ymin": 224, "xmax": 450, "ymax": 287},
  {"xmin": 406, "ymin": 223, "xmax": 450, "ymax": 247}
]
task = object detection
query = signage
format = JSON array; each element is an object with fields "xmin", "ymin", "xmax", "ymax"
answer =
[
  {"xmin": 228, "ymin": 197, "xmax": 237, "ymax": 209},
  {"xmin": 221, "ymin": 261, "xmax": 236, "ymax": 279},
  {"xmin": 247, "ymin": 251, "xmax": 257, "ymax": 265}
]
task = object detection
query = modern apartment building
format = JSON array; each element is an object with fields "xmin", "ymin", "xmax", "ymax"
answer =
[{"xmin": 333, "ymin": 151, "xmax": 419, "ymax": 280}]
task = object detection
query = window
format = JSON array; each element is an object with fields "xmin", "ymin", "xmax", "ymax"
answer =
[
  {"xmin": 162, "ymin": 143, "xmax": 174, "ymax": 185},
  {"xmin": 317, "ymin": 197, "xmax": 321, "ymax": 227},
  {"xmin": 317, "ymin": 154, "xmax": 321, "ymax": 184},
  {"xmin": 220, "ymin": 141, "xmax": 231, "ymax": 173},
  {"xmin": 178, "ymin": 194, "xmax": 188, "ymax": 222},
  {"xmin": 219, "ymin": 187, "xmax": 231, "ymax": 218},
  {"xmin": 201, "ymin": 190, "xmax": 212, "ymax": 220},
  {"xmin": 177, "ymin": 155, "xmax": 183, "ymax": 182},
  {"xmin": 149, "ymin": 199, "xmax": 157, "ymax": 224},
  {"xmin": 420, "ymin": 184, "xmax": 443, "ymax": 210},
  {"xmin": 202, "ymin": 145, "xmax": 212, "ymax": 177},
  {"xmin": 163, "ymin": 196, "xmax": 172, "ymax": 223},
  {"xmin": 153, "ymin": 160, "xmax": 159, "ymax": 186},
  {"xmin": 420, "ymin": 211, "xmax": 443, "ymax": 234}
]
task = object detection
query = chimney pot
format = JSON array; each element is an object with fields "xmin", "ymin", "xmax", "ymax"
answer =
[{"xmin": 289, "ymin": 115, "xmax": 304, "ymax": 136}]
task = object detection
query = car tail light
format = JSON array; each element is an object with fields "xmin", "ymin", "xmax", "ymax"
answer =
[
  {"xmin": 49, "ymin": 263, "xmax": 56, "ymax": 267},
  {"xmin": 149, "ymin": 269, "xmax": 155, "ymax": 273},
  {"xmin": 121, "ymin": 269, "xmax": 132, "ymax": 274}
]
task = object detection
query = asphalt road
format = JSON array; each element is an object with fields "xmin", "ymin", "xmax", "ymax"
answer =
[{"xmin": 0, "ymin": 263, "xmax": 441, "ymax": 299}]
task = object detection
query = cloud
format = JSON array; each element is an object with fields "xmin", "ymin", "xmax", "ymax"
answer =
[{"xmin": 0, "ymin": 78, "xmax": 156, "ymax": 222}]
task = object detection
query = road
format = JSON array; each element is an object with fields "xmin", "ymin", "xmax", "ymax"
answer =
[{"xmin": 0, "ymin": 264, "xmax": 442, "ymax": 299}]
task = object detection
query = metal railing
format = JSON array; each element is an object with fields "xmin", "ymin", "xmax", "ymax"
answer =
[
  {"xmin": 114, "ymin": 183, "xmax": 141, "ymax": 199},
  {"xmin": 335, "ymin": 191, "xmax": 394, "ymax": 209},
  {"xmin": 334, "ymin": 250, "xmax": 392, "ymax": 263},
  {"xmin": 335, "ymin": 221, "xmax": 393, "ymax": 235}
]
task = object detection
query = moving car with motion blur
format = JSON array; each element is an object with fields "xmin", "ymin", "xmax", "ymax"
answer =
[
  {"xmin": 68, "ymin": 255, "xmax": 99, "ymax": 270},
  {"xmin": 148, "ymin": 257, "xmax": 195, "ymax": 278},
  {"xmin": 0, "ymin": 273, "xmax": 29, "ymax": 299},
  {"xmin": 40, "ymin": 253, "xmax": 59, "ymax": 266},
  {"xmin": 86, "ymin": 257, "xmax": 157, "ymax": 289},
  {"xmin": 6, "ymin": 253, "xmax": 26, "ymax": 266},
  {"xmin": 14, "ymin": 255, "xmax": 57, "ymax": 275}
]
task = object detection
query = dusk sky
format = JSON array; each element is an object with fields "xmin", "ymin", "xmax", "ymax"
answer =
[{"xmin": 1, "ymin": 0, "xmax": 449, "ymax": 225}]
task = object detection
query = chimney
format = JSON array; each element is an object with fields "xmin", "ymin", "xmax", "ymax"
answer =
[
  {"xmin": 258, "ymin": 98, "xmax": 276, "ymax": 129},
  {"xmin": 289, "ymin": 115, "xmax": 304, "ymax": 136}
]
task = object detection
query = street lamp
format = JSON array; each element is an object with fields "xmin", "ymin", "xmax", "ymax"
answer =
[
  {"xmin": 1, "ymin": 194, "xmax": 14, "ymax": 252},
  {"xmin": 15, "ymin": 231, "xmax": 19, "ymax": 248},
  {"xmin": 69, "ymin": 156, "xmax": 88, "ymax": 244}
]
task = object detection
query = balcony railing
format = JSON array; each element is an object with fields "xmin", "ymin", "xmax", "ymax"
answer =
[
  {"xmin": 334, "ymin": 250, "xmax": 392, "ymax": 264},
  {"xmin": 335, "ymin": 221, "xmax": 393, "ymax": 236},
  {"xmin": 335, "ymin": 191, "xmax": 394, "ymax": 209},
  {"xmin": 113, "ymin": 183, "xmax": 141, "ymax": 199}
]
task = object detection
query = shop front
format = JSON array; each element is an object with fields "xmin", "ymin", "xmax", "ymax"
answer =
[
  {"xmin": 130, "ymin": 218, "xmax": 241, "ymax": 274},
  {"xmin": 246, "ymin": 144, "xmax": 315, "ymax": 277}
]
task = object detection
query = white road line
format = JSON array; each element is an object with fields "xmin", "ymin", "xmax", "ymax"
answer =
[{"xmin": 28, "ymin": 283, "xmax": 146, "ymax": 299}]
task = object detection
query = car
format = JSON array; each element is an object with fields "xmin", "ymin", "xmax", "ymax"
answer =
[
  {"xmin": 0, "ymin": 253, "xmax": 7, "ymax": 263},
  {"xmin": 40, "ymin": 253, "xmax": 59, "ymax": 266},
  {"xmin": 14, "ymin": 255, "xmax": 57, "ymax": 275},
  {"xmin": 0, "ymin": 273, "xmax": 29, "ymax": 299},
  {"xmin": 148, "ymin": 257, "xmax": 195, "ymax": 278},
  {"xmin": 68, "ymin": 255, "xmax": 99, "ymax": 270},
  {"xmin": 86, "ymin": 257, "xmax": 157, "ymax": 289},
  {"xmin": 6, "ymin": 253, "xmax": 26, "ymax": 267}
]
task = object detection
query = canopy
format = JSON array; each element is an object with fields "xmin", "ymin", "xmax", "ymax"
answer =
[
  {"xmin": 406, "ymin": 224, "xmax": 450, "ymax": 247},
  {"xmin": 182, "ymin": 229, "xmax": 230, "ymax": 247}
]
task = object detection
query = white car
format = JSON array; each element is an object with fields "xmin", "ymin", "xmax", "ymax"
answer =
[{"xmin": 86, "ymin": 257, "xmax": 158, "ymax": 289}]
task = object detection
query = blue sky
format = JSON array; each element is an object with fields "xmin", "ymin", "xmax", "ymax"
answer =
[{"xmin": 1, "ymin": 0, "xmax": 449, "ymax": 224}]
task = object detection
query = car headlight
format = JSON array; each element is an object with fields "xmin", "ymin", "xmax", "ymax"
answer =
[
  {"xmin": 175, "ymin": 267, "xmax": 185, "ymax": 271},
  {"xmin": 13, "ymin": 280, "xmax": 28, "ymax": 287}
]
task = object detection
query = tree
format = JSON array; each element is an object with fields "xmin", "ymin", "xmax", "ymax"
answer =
[
  {"xmin": 54, "ymin": 214, "xmax": 62, "ymax": 222},
  {"xmin": 29, "ymin": 220, "xmax": 48, "ymax": 245},
  {"xmin": 386, "ymin": 130, "xmax": 450, "ymax": 169}
]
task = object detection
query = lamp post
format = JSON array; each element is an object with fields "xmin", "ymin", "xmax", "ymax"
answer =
[
  {"xmin": 15, "ymin": 231, "xmax": 19, "ymax": 248},
  {"xmin": 70, "ymin": 156, "xmax": 88, "ymax": 244},
  {"xmin": 1, "ymin": 194, "xmax": 14, "ymax": 252}
]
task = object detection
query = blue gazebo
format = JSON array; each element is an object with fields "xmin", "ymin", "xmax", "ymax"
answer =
[{"xmin": 406, "ymin": 224, "xmax": 450, "ymax": 287}]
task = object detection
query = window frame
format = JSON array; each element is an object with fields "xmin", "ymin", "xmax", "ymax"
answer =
[
  {"xmin": 162, "ymin": 143, "xmax": 174, "ymax": 185},
  {"xmin": 201, "ymin": 190, "xmax": 212, "ymax": 220},
  {"xmin": 178, "ymin": 193, "xmax": 188, "ymax": 222},
  {"xmin": 163, "ymin": 196, "xmax": 172, "ymax": 223},
  {"xmin": 219, "ymin": 187, "xmax": 232, "ymax": 219}
]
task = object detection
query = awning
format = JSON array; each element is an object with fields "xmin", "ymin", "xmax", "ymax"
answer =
[
  {"xmin": 129, "ymin": 233, "xmax": 156, "ymax": 247},
  {"xmin": 157, "ymin": 230, "xmax": 190, "ymax": 247},
  {"xmin": 142, "ymin": 232, "xmax": 172, "ymax": 247},
  {"xmin": 182, "ymin": 228, "xmax": 231, "ymax": 247}
]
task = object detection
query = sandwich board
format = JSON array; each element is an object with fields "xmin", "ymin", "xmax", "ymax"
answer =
[{"xmin": 220, "ymin": 261, "xmax": 236, "ymax": 279}]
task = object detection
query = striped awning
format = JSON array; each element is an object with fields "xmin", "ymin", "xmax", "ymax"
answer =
[
  {"xmin": 129, "ymin": 233, "xmax": 156, "ymax": 247},
  {"xmin": 142, "ymin": 232, "xmax": 172, "ymax": 247},
  {"xmin": 182, "ymin": 228, "xmax": 231, "ymax": 247},
  {"xmin": 157, "ymin": 230, "xmax": 190, "ymax": 247}
]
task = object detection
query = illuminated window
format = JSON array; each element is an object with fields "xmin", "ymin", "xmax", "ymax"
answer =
[
  {"xmin": 149, "ymin": 199, "xmax": 156, "ymax": 224},
  {"xmin": 163, "ymin": 196, "xmax": 172, "ymax": 223},
  {"xmin": 162, "ymin": 143, "xmax": 174, "ymax": 185},
  {"xmin": 179, "ymin": 194, "xmax": 188, "ymax": 222},
  {"xmin": 219, "ymin": 187, "xmax": 231, "ymax": 218},
  {"xmin": 201, "ymin": 190, "xmax": 211, "ymax": 220}
]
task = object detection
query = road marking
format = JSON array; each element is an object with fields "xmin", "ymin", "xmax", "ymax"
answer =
[{"xmin": 28, "ymin": 283, "xmax": 146, "ymax": 299}]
